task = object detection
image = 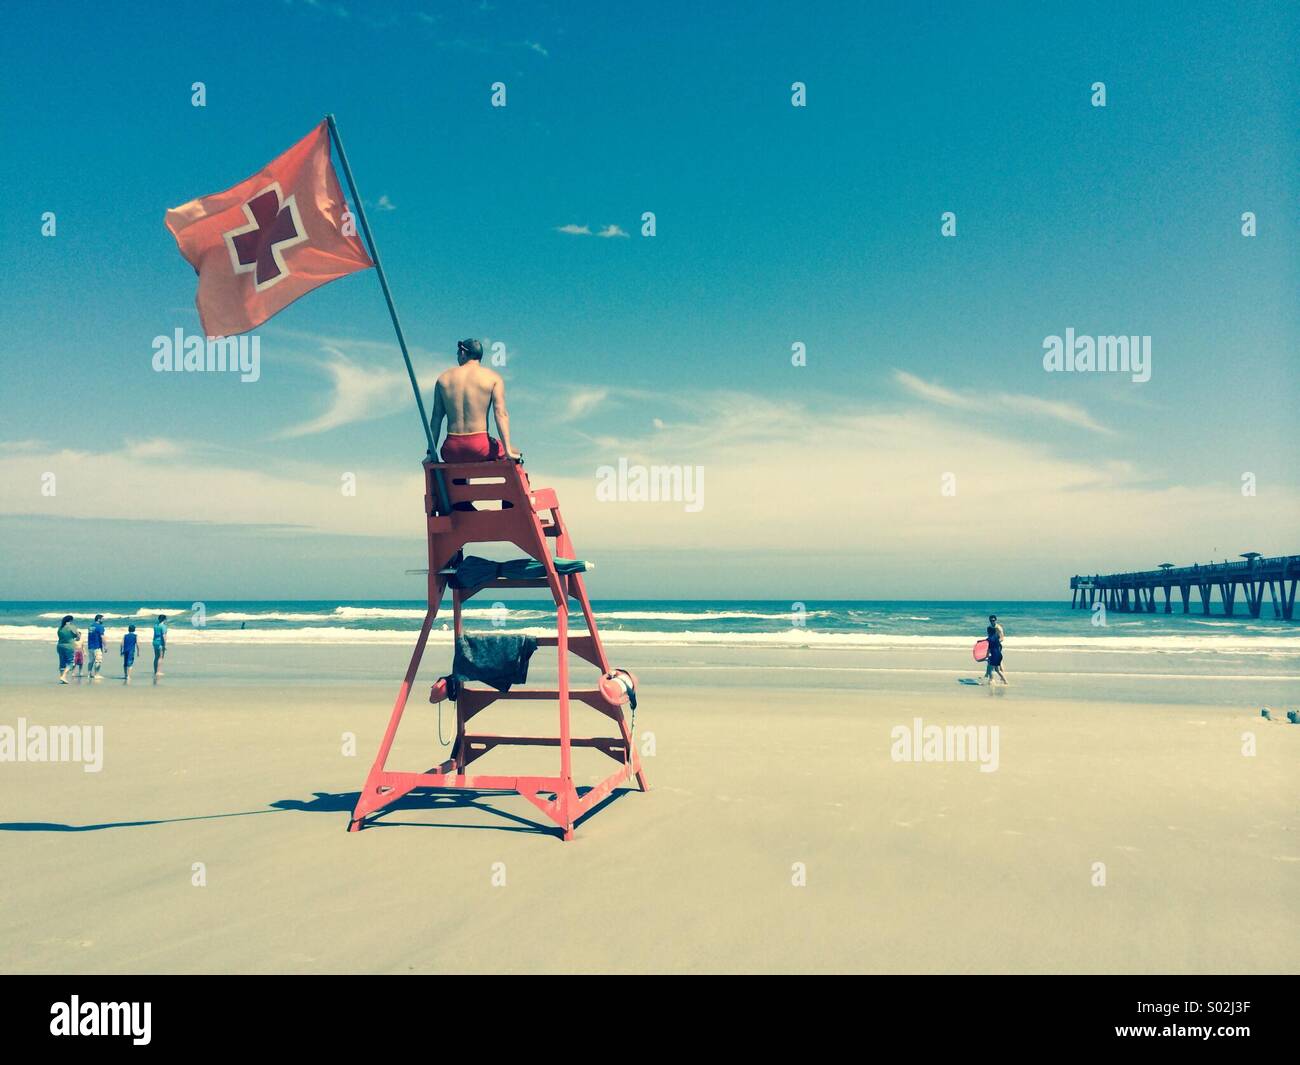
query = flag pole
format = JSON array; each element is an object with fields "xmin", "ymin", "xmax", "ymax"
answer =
[{"xmin": 325, "ymin": 113, "xmax": 436, "ymax": 457}]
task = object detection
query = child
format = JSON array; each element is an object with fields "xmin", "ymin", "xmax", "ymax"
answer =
[
  {"xmin": 87, "ymin": 614, "xmax": 106, "ymax": 681},
  {"xmin": 121, "ymin": 624, "xmax": 139, "ymax": 684},
  {"xmin": 74, "ymin": 635, "xmax": 85, "ymax": 680}
]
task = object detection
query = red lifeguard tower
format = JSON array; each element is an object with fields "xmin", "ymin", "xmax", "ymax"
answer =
[{"xmin": 348, "ymin": 457, "xmax": 647, "ymax": 840}]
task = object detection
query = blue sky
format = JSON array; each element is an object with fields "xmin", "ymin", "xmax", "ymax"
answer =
[{"xmin": 0, "ymin": 0, "xmax": 1296, "ymax": 599}]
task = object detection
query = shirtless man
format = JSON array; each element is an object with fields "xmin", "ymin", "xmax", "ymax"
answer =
[
  {"xmin": 429, "ymin": 338, "xmax": 520, "ymax": 462},
  {"xmin": 984, "ymin": 614, "xmax": 1008, "ymax": 685}
]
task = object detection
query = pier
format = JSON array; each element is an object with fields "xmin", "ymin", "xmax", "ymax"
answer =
[{"xmin": 1070, "ymin": 554, "xmax": 1300, "ymax": 620}]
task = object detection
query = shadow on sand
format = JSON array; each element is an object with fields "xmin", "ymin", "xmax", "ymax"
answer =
[{"xmin": 0, "ymin": 785, "xmax": 632, "ymax": 840}]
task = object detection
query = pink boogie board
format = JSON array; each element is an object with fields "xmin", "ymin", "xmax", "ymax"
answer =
[{"xmin": 972, "ymin": 638, "xmax": 989, "ymax": 662}]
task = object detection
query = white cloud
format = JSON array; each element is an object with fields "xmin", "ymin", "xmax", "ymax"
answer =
[
  {"xmin": 555, "ymin": 223, "xmax": 629, "ymax": 239},
  {"xmin": 374, "ymin": 194, "xmax": 396, "ymax": 211},
  {"xmin": 3, "ymin": 389, "xmax": 1290, "ymax": 594},
  {"xmin": 894, "ymin": 370, "xmax": 973, "ymax": 409},
  {"xmin": 123, "ymin": 437, "xmax": 181, "ymax": 461},
  {"xmin": 276, "ymin": 347, "xmax": 412, "ymax": 439},
  {"xmin": 541, "ymin": 389, "xmax": 1297, "ymax": 570},
  {"xmin": 560, "ymin": 388, "xmax": 609, "ymax": 421},
  {"xmin": 0, "ymin": 444, "xmax": 423, "ymax": 538},
  {"xmin": 525, "ymin": 40, "xmax": 549, "ymax": 57},
  {"xmin": 0, "ymin": 439, "xmax": 47, "ymax": 454},
  {"xmin": 1012, "ymin": 395, "xmax": 1113, "ymax": 435},
  {"xmin": 893, "ymin": 369, "xmax": 1113, "ymax": 435}
]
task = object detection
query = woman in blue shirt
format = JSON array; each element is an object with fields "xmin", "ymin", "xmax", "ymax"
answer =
[{"xmin": 152, "ymin": 614, "xmax": 168, "ymax": 678}]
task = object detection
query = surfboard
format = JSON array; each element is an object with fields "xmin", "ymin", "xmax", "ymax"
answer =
[
  {"xmin": 957, "ymin": 677, "xmax": 981, "ymax": 685},
  {"xmin": 972, "ymin": 638, "xmax": 989, "ymax": 662}
]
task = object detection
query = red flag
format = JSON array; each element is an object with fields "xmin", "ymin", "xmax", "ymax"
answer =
[{"xmin": 165, "ymin": 121, "xmax": 373, "ymax": 337}]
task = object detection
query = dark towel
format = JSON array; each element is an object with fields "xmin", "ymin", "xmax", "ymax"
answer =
[
  {"xmin": 448, "ymin": 554, "xmax": 588, "ymax": 589},
  {"xmin": 453, "ymin": 633, "xmax": 538, "ymax": 692},
  {"xmin": 449, "ymin": 556, "xmax": 505, "ymax": 589}
]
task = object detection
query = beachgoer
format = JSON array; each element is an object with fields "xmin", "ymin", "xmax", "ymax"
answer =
[
  {"xmin": 73, "ymin": 634, "xmax": 85, "ymax": 679},
  {"xmin": 152, "ymin": 614, "xmax": 168, "ymax": 677},
  {"xmin": 430, "ymin": 338, "xmax": 520, "ymax": 463},
  {"xmin": 56, "ymin": 615, "xmax": 79, "ymax": 684},
  {"xmin": 122, "ymin": 624, "xmax": 139, "ymax": 683},
  {"xmin": 87, "ymin": 614, "xmax": 106, "ymax": 681},
  {"xmin": 984, "ymin": 614, "xmax": 1007, "ymax": 685}
]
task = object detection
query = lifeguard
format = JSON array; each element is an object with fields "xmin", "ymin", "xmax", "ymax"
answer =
[{"xmin": 430, "ymin": 338, "xmax": 520, "ymax": 462}]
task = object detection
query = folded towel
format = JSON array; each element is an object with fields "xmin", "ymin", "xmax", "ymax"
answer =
[{"xmin": 453, "ymin": 633, "xmax": 539, "ymax": 692}]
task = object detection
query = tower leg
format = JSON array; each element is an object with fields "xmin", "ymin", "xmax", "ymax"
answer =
[
  {"xmin": 556, "ymin": 594, "xmax": 575, "ymax": 840},
  {"xmin": 350, "ymin": 610, "xmax": 436, "ymax": 830}
]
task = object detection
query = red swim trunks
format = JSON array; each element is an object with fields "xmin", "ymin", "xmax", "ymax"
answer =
[{"xmin": 440, "ymin": 433, "xmax": 502, "ymax": 462}]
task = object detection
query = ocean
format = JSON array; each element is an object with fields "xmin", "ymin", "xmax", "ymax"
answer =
[{"xmin": 3, "ymin": 599, "xmax": 1297, "ymax": 655}]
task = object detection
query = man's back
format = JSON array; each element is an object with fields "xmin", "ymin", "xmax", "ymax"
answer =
[
  {"xmin": 437, "ymin": 361, "xmax": 499, "ymax": 434},
  {"xmin": 431, "ymin": 338, "xmax": 517, "ymax": 461}
]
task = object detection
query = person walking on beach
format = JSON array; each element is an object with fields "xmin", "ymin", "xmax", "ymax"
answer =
[
  {"xmin": 152, "ymin": 614, "xmax": 168, "ymax": 678},
  {"xmin": 73, "ymin": 633, "xmax": 85, "ymax": 680},
  {"xmin": 121, "ymin": 624, "xmax": 139, "ymax": 683},
  {"xmin": 429, "ymin": 338, "xmax": 521, "ymax": 463},
  {"xmin": 984, "ymin": 614, "xmax": 1007, "ymax": 685},
  {"xmin": 87, "ymin": 614, "xmax": 106, "ymax": 681},
  {"xmin": 56, "ymin": 615, "xmax": 80, "ymax": 684}
]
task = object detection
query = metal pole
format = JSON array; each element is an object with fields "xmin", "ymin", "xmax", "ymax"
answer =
[{"xmin": 326, "ymin": 113, "xmax": 436, "ymax": 456}]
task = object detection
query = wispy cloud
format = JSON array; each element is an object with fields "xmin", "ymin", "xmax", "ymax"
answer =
[
  {"xmin": 291, "ymin": 0, "xmax": 350, "ymax": 18},
  {"xmin": 276, "ymin": 347, "xmax": 412, "ymax": 439},
  {"xmin": 123, "ymin": 437, "xmax": 181, "ymax": 461},
  {"xmin": 265, "ymin": 327, "xmax": 443, "ymax": 367},
  {"xmin": 557, "ymin": 223, "xmax": 630, "ymax": 239},
  {"xmin": 1013, "ymin": 395, "xmax": 1114, "ymax": 434},
  {"xmin": 0, "ymin": 439, "xmax": 47, "ymax": 454},
  {"xmin": 893, "ymin": 370, "xmax": 972, "ymax": 409},
  {"xmin": 524, "ymin": 40, "xmax": 549, "ymax": 57},
  {"xmin": 373, "ymin": 194, "xmax": 396, "ymax": 211},
  {"xmin": 893, "ymin": 369, "xmax": 1113, "ymax": 435},
  {"xmin": 560, "ymin": 388, "xmax": 609, "ymax": 421}
]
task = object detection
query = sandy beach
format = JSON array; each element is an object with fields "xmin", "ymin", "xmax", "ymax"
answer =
[{"xmin": 1, "ymin": 640, "xmax": 1295, "ymax": 974}]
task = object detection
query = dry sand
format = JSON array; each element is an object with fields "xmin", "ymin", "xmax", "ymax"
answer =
[{"xmin": 0, "ymin": 663, "xmax": 1296, "ymax": 973}]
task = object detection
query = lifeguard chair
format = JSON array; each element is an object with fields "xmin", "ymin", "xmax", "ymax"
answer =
[{"xmin": 348, "ymin": 457, "xmax": 647, "ymax": 840}]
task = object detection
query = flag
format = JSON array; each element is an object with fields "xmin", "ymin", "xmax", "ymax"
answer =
[{"xmin": 165, "ymin": 120, "xmax": 373, "ymax": 337}]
